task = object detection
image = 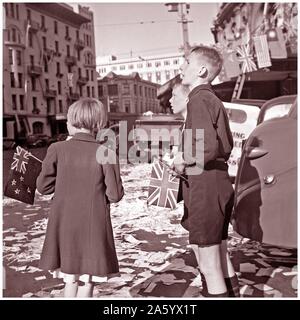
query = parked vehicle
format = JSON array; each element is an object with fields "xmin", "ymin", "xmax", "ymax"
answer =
[
  {"xmin": 25, "ymin": 134, "xmax": 51, "ymax": 148},
  {"xmin": 232, "ymin": 97, "xmax": 297, "ymax": 248}
]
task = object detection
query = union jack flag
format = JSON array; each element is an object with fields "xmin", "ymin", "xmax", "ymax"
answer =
[
  {"xmin": 5, "ymin": 146, "xmax": 42, "ymax": 205},
  {"xmin": 236, "ymin": 44, "xmax": 257, "ymax": 74},
  {"xmin": 147, "ymin": 159, "xmax": 180, "ymax": 209},
  {"xmin": 11, "ymin": 146, "xmax": 29, "ymax": 174}
]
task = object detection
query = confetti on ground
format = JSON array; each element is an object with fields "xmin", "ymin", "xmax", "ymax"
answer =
[
  {"xmin": 35, "ymin": 276, "xmax": 47, "ymax": 281},
  {"xmin": 22, "ymin": 292, "xmax": 34, "ymax": 298},
  {"xmin": 240, "ymin": 263, "xmax": 257, "ymax": 273},
  {"xmin": 254, "ymin": 283, "xmax": 274, "ymax": 291},
  {"xmin": 240, "ymin": 285, "xmax": 254, "ymax": 296},
  {"xmin": 256, "ymin": 268, "xmax": 274, "ymax": 277},
  {"xmin": 144, "ymin": 282, "xmax": 157, "ymax": 293}
]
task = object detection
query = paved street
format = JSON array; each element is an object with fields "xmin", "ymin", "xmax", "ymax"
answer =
[{"xmin": 3, "ymin": 162, "xmax": 297, "ymax": 298}]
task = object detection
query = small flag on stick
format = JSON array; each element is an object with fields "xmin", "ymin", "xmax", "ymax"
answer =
[
  {"xmin": 253, "ymin": 34, "xmax": 272, "ymax": 68},
  {"xmin": 236, "ymin": 44, "xmax": 257, "ymax": 73},
  {"xmin": 4, "ymin": 146, "xmax": 42, "ymax": 205},
  {"xmin": 147, "ymin": 158, "xmax": 180, "ymax": 210}
]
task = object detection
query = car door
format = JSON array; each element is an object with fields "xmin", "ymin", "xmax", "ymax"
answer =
[{"xmin": 233, "ymin": 99, "xmax": 297, "ymax": 247}]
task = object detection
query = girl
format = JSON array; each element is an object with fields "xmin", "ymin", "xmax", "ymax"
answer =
[{"xmin": 37, "ymin": 98, "xmax": 124, "ymax": 298}]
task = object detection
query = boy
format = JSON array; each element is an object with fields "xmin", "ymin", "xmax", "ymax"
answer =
[{"xmin": 173, "ymin": 46, "xmax": 239, "ymax": 297}]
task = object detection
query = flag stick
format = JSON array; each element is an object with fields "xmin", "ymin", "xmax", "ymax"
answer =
[
  {"xmin": 28, "ymin": 152, "xmax": 43, "ymax": 163},
  {"xmin": 157, "ymin": 158, "xmax": 188, "ymax": 182}
]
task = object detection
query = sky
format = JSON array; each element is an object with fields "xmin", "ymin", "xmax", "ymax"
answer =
[{"xmin": 70, "ymin": 1, "xmax": 219, "ymax": 59}]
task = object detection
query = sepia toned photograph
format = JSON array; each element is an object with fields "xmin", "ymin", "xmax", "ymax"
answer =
[{"xmin": 1, "ymin": 1, "xmax": 298, "ymax": 300}]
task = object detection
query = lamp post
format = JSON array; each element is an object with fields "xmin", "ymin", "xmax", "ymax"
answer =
[{"xmin": 165, "ymin": 3, "xmax": 192, "ymax": 56}]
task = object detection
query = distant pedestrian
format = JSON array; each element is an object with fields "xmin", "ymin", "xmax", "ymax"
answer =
[
  {"xmin": 37, "ymin": 98, "xmax": 124, "ymax": 298},
  {"xmin": 170, "ymin": 46, "xmax": 239, "ymax": 297}
]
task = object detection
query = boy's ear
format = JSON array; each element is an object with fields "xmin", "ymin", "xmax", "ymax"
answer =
[{"xmin": 198, "ymin": 66, "xmax": 208, "ymax": 78}]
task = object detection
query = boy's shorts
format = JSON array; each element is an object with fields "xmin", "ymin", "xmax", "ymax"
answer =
[{"xmin": 180, "ymin": 166, "xmax": 234, "ymax": 247}]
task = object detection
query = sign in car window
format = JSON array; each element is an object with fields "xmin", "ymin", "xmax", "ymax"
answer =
[
  {"xmin": 262, "ymin": 103, "xmax": 293, "ymax": 122},
  {"xmin": 223, "ymin": 102, "xmax": 260, "ymax": 178}
]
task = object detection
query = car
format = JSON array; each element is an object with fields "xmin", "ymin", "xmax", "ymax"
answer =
[
  {"xmin": 232, "ymin": 97, "xmax": 297, "ymax": 248},
  {"xmin": 3, "ymin": 138, "xmax": 16, "ymax": 150},
  {"xmin": 25, "ymin": 134, "xmax": 51, "ymax": 148}
]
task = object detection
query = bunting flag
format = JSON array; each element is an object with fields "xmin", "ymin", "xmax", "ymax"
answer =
[
  {"xmin": 67, "ymin": 73, "xmax": 74, "ymax": 87},
  {"xmin": 267, "ymin": 27, "xmax": 288, "ymax": 59},
  {"xmin": 236, "ymin": 44, "xmax": 257, "ymax": 73},
  {"xmin": 253, "ymin": 34, "xmax": 272, "ymax": 68},
  {"xmin": 147, "ymin": 159, "xmax": 179, "ymax": 210},
  {"xmin": 4, "ymin": 146, "xmax": 42, "ymax": 205}
]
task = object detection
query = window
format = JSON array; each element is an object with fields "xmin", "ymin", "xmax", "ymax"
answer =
[
  {"xmin": 174, "ymin": 69, "xmax": 179, "ymax": 76},
  {"xmin": 20, "ymin": 95, "xmax": 24, "ymax": 110},
  {"xmin": 155, "ymin": 61, "xmax": 161, "ymax": 67},
  {"xmin": 12, "ymin": 28, "xmax": 16, "ymax": 42},
  {"xmin": 108, "ymin": 84, "xmax": 118, "ymax": 96},
  {"xmin": 165, "ymin": 70, "xmax": 170, "ymax": 81},
  {"xmin": 32, "ymin": 122, "xmax": 43, "ymax": 133},
  {"xmin": 59, "ymin": 100, "xmax": 63, "ymax": 113},
  {"xmin": 134, "ymin": 84, "xmax": 137, "ymax": 95},
  {"xmin": 54, "ymin": 21, "xmax": 58, "ymax": 34},
  {"xmin": 137, "ymin": 63, "xmax": 143, "ymax": 68},
  {"xmin": 44, "ymin": 59, "xmax": 48, "ymax": 72},
  {"xmin": 144, "ymin": 87, "xmax": 147, "ymax": 97},
  {"xmin": 123, "ymin": 84, "xmax": 130, "ymax": 95},
  {"xmin": 58, "ymin": 81, "xmax": 61, "ymax": 95},
  {"xmin": 56, "ymin": 62, "xmax": 60, "ymax": 74},
  {"xmin": 16, "ymin": 4, "xmax": 19, "ymax": 19},
  {"xmin": 87, "ymin": 86, "xmax": 90, "ymax": 97},
  {"xmin": 30, "ymin": 55, "xmax": 34, "ymax": 66},
  {"xmin": 27, "ymin": 9, "xmax": 31, "ymax": 21},
  {"xmin": 10, "ymin": 73, "xmax": 15, "ymax": 88},
  {"xmin": 156, "ymin": 72, "xmax": 161, "ymax": 82},
  {"xmin": 91, "ymin": 70, "xmax": 94, "ymax": 81},
  {"xmin": 112, "ymin": 66, "xmax": 117, "ymax": 71},
  {"xmin": 55, "ymin": 41, "xmax": 59, "ymax": 53},
  {"xmin": 128, "ymin": 64, "xmax": 134, "ymax": 70},
  {"xmin": 147, "ymin": 62, "xmax": 152, "ymax": 68},
  {"xmin": 164, "ymin": 60, "xmax": 170, "ymax": 66},
  {"xmin": 68, "ymin": 65, "xmax": 72, "ymax": 73},
  {"xmin": 86, "ymin": 69, "xmax": 89, "ymax": 81},
  {"xmin": 67, "ymin": 45, "xmax": 70, "ymax": 57},
  {"xmin": 147, "ymin": 73, "xmax": 152, "ymax": 82},
  {"xmin": 18, "ymin": 73, "xmax": 22, "ymax": 88},
  {"xmin": 42, "ymin": 36, "xmax": 47, "ymax": 50},
  {"xmin": 16, "ymin": 50, "xmax": 21, "ymax": 66},
  {"xmin": 98, "ymin": 85, "xmax": 103, "ymax": 97},
  {"xmin": 65, "ymin": 26, "xmax": 69, "ymax": 38},
  {"xmin": 173, "ymin": 59, "xmax": 179, "ymax": 65},
  {"xmin": 10, "ymin": 3, "xmax": 15, "ymax": 18},
  {"xmin": 9, "ymin": 49, "xmax": 13, "ymax": 65},
  {"xmin": 91, "ymin": 87, "xmax": 95, "ymax": 98},
  {"xmin": 45, "ymin": 79, "xmax": 49, "ymax": 90},
  {"xmin": 29, "ymin": 32, "xmax": 33, "ymax": 47},
  {"xmin": 124, "ymin": 101, "xmax": 130, "ymax": 113},
  {"xmin": 32, "ymin": 97, "xmax": 37, "ymax": 110},
  {"xmin": 79, "ymin": 86, "xmax": 83, "ymax": 97},
  {"xmin": 76, "ymin": 30, "xmax": 79, "ymax": 39},
  {"xmin": 120, "ymin": 65, "xmax": 125, "ymax": 71},
  {"xmin": 78, "ymin": 67, "xmax": 82, "ymax": 77},
  {"xmin": 31, "ymin": 77, "xmax": 36, "ymax": 91},
  {"xmin": 47, "ymin": 99, "xmax": 51, "ymax": 113},
  {"xmin": 77, "ymin": 49, "xmax": 80, "ymax": 61},
  {"xmin": 41, "ymin": 15, "xmax": 45, "ymax": 29},
  {"xmin": 12, "ymin": 95, "xmax": 17, "ymax": 110},
  {"xmin": 139, "ymin": 86, "xmax": 142, "ymax": 96}
]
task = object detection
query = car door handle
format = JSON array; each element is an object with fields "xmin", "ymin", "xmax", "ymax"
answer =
[{"xmin": 245, "ymin": 147, "xmax": 268, "ymax": 159}]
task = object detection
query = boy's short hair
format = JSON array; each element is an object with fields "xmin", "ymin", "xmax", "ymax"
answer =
[
  {"xmin": 67, "ymin": 98, "xmax": 107, "ymax": 130},
  {"xmin": 191, "ymin": 45, "xmax": 223, "ymax": 82}
]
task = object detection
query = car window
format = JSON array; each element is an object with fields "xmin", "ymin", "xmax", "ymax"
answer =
[
  {"xmin": 262, "ymin": 103, "xmax": 293, "ymax": 122},
  {"xmin": 225, "ymin": 108, "xmax": 247, "ymax": 124}
]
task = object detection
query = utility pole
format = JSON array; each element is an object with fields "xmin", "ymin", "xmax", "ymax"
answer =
[{"xmin": 165, "ymin": 3, "xmax": 192, "ymax": 56}]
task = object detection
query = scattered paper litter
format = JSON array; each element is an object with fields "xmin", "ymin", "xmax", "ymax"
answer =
[
  {"xmin": 240, "ymin": 278, "xmax": 255, "ymax": 285},
  {"xmin": 255, "ymin": 258, "xmax": 271, "ymax": 267},
  {"xmin": 144, "ymin": 282, "xmax": 157, "ymax": 293},
  {"xmin": 22, "ymin": 292, "xmax": 34, "ymax": 298},
  {"xmin": 254, "ymin": 283, "xmax": 274, "ymax": 291},
  {"xmin": 270, "ymin": 268, "xmax": 283, "ymax": 278},
  {"xmin": 123, "ymin": 234, "xmax": 146, "ymax": 245},
  {"xmin": 240, "ymin": 285, "xmax": 254, "ymax": 296},
  {"xmin": 270, "ymin": 250, "xmax": 292, "ymax": 257},
  {"xmin": 283, "ymin": 271, "xmax": 297, "ymax": 276},
  {"xmin": 240, "ymin": 263, "xmax": 256, "ymax": 273},
  {"xmin": 35, "ymin": 275, "xmax": 47, "ymax": 281},
  {"xmin": 119, "ymin": 267, "xmax": 135, "ymax": 274},
  {"xmin": 256, "ymin": 268, "xmax": 274, "ymax": 277}
]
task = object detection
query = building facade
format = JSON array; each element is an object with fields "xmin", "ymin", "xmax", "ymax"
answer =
[
  {"xmin": 3, "ymin": 3, "xmax": 98, "ymax": 139},
  {"xmin": 98, "ymin": 72, "xmax": 160, "ymax": 117},
  {"xmin": 97, "ymin": 52, "xmax": 184, "ymax": 85}
]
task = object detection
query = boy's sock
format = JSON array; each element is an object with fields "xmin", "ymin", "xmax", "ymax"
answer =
[
  {"xmin": 224, "ymin": 274, "xmax": 240, "ymax": 297},
  {"xmin": 204, "ymin": 291, "xmax": 229, "ymax": 298}
]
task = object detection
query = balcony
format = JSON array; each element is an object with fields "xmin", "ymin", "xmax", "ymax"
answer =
[
  {"xmin": 67, "ymin": 93, "xmax": 80, "ymax": 102},
  {"xmin": 65, "ymin": 35, "xmax": 72, "ymax": 41},
  {"xmin": 56, "ymin": 72, "xmax": 63, "ymax": 78},
  {"xmin": 77, "ymin": 76, "xmax": 88, "ymax": 86},
  {"xmin": 54, "ymin": 51, "xmax": 62, "ymax": 57},
  {"xmin": 44, "ymin": 89, "xmax": 57, "ymax": 99},
  {"xmin": 41, "ymin": 26, "xmax": 48, "ymax": 32},
  {"xmin": 26, "ymin": 20, "xmax": 40, "ymax": 33},
  {"xmin": 74, "ymin": 39, "xmax": 85, "ymax": 50},
  {"xmin": 65, "ymin": 55, "xmax": 77, "ymax": 66},
  {"xmin": 44, "ymin": 48, "xmax": 55, "ymax": 59},
  {"xmin": 27, "ymin": 65, "xmax": 43, "ymax": 77}
]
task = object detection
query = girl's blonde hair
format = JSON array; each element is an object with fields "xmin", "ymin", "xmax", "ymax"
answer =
[{"xmin": 67, "ymin": 98, "xmax": 107, "ymax": 130}]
